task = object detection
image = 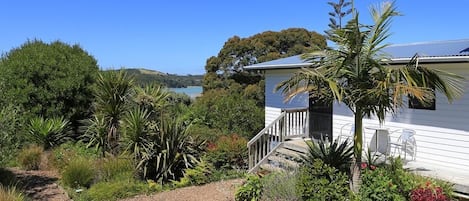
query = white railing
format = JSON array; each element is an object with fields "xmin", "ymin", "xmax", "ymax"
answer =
[{"xmin": 247, "ymin": 108, "xmax": 308, "ymax": 173}]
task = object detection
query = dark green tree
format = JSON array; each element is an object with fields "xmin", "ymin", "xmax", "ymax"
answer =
[
  {"xmin": 0, "ymin": 40, "xmax": 99, "ymax": 129},
  {"xmin": 203, "ymin": 28, "xmax": 327, "ymax": 92}
]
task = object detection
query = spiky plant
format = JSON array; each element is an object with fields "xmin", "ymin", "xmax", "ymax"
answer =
[
  {"xmin": 28, "ymin": 116, "xmax": 70, "ymax": 150},
  {"xmin": 302, "ymin": 139, "xmax": 354, "ymax": 174}
]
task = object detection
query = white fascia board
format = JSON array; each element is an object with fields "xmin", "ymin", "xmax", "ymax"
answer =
[
  {"xmin": 386, "ymin": 56, "xmax": 469, "ymax": 64},
  {"xmin": 244, "ymin": 63, "xmax": 313, "ymax": 70}
]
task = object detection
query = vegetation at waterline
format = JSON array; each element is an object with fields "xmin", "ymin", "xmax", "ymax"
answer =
[{"xmin": 111, "ymin": 68, "xmax": 203, "ymax": 88}]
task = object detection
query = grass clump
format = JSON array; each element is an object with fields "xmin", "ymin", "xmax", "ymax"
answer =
[
  {"xmin": 50, "ymin": 141, "xmax": 99, "ymax": 171},
  {"xmin": 0, "ymin": 185, "xmax": 25, "ymax": 201},
  {"xmin": 84, "ymin": 179, "xmax": 150, "ymax": 201},
  {"xmin": 61, "ymin": 158, "xmax": 95, "ymax": 188},
  {"xmin": 97, "ymin": 156, "xmax": 134, "ymax": 182},
  {"xmin": 17, "ymin": 144, "xmax": 43, "ymax": 170},
  {"xmin": 260, "ymin": 171, "xmax": 300, "ymax": 201}
]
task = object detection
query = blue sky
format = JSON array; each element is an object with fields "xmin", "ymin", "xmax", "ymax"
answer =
[{"xmin": 1, "ymin": 1, "xmax": 468, "ymax": 75}]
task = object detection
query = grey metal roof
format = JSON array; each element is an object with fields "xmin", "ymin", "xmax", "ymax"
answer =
[
  {"xmin": 244, "ymin": 55, "xmax": 310, "ymax": 70},
  {"xmin": 384, "ymin": 39, "xmax": 469, "ymax": 58},
  {"xmin": 244, "ymin": 39, "xmax": 469, "ymax": 70}
]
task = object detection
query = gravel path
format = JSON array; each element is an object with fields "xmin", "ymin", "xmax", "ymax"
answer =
[
  {"xmin": 9, "ymin": 167, "xmax": 70, "ymax": 201},
  {"xmin": 121, "ymin": 179, "xmax": 244, "ymax": 201}
]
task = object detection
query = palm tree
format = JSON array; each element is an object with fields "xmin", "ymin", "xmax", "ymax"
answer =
[
  {"xmin": 93, "ymin": 70, "xmax": 134, "ymax": 155},
  {"xmin": 276, "ymin": 1, "xmax": 465, "ymax": 163}
]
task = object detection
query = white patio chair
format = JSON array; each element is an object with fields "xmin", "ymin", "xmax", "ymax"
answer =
[
  {"xmin": 337, "ymin": 123, "xmax": 354, "ymax": 144},
  {"xmin": 368, "ymin": 128, "xmax": 391, "ymax": 162},
  {"xmin": 391, "ymin": 129, "xmax": 417, "ymax": 161}
]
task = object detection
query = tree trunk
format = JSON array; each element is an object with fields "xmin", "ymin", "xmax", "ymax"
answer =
[{"xmin": 353, "ymin": 108, "xmax": 363, "ymax": 163}]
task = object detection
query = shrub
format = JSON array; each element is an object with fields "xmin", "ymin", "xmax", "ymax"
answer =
[
  {"xmin": 296, "ymin": 159, "xmax": 351, "ymax": 201},
  {"xmin": 0, "ymin": 105, "xmax": 26, "ymax": 167},
  {"xmin": 0, "ymin": 185, "xmax": 25, "ymax": 201},
  {"xmin": 302, "ymin": 138, "xmax": 353, "ymax": 174},
  {"xmin": 260, "ymin": 172, "xmax": 300, "ymax": 201},
  {"xmin": 206, "ymin": 134, "xmax": 248, "ymax": 169},
  {"xmin": 138, "ymin": 120, "xmax": 205, "ymax": 183},
  {"xmin": 61, "ymin": 158, "xmax": 95, "ymax": 188},
  {"xmin": 97, "ymin": 156, "xmax": 135, "ymax": 182},
  {"xmin": 359, "ymin": 167, "xmax": 405, "ymax": 201},
  {"xmin": 85, "ymin": 179, "xmax": 148, "ymax": 201},
  {"xmin": 17, "ymin": 145, "xmax": 43, "ymax": 170},
  {"xmin": 28, "ymin": 116, "xmax": 70, "ymax": 150},
  {"xmin": 50, "ymin": 141, "xmax": 99, "ymax": 171},
  {"xmin": 410, "ymin": 181, "xmax": 449, "ymax": 201},
  {"xmin": 171, "ymin": 159, "xmax": 214, "ymax": 188},
  {"xmin": 235, "ymin": 174, "xmax": 262, "ymax": 201}
]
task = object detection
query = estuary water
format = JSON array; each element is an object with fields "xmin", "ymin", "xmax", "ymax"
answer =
[{"xmin": 169, "ymin": 86, "xmax": 203, "ymax": 98}]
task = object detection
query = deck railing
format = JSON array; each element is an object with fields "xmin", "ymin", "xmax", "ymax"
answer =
[{"xmin": 247, "ymin": 108, "xmax": 308, "ymax": 173}]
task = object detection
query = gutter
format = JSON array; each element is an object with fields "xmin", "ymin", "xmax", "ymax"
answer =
[
  {"xmin": 244, "ymin": 63, "xmax": 312, "ymax": 70},
  {"xmin": 245, "ymin": 56, "xmax": 469, "ymax": 70},
  {"xmin": 384, "ymin": 56, "xmax": 469, "ymax": 64}
]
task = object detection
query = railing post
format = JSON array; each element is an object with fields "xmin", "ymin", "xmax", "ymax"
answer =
[{"xmin": 279, "ymin": 116, "xmax": 284, "ymax": 142}]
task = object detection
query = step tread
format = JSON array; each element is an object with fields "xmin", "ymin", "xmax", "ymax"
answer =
[
  {"xmin": 275, "ymin": 147, "xmax": 304, "ymax": 159},
  {"xmin": 268, "ymin": 155, "xmax": 300, "ymax": 168}
]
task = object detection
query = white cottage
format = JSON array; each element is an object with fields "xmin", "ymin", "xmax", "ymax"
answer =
[{"xmin": 244, "ymin": 39, "xmax": 469, "ymax": 191}]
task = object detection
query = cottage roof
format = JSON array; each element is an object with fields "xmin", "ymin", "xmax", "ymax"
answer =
[{"xmin": 244, "ymin": 39, "xmax": 469, "ymax": 70}]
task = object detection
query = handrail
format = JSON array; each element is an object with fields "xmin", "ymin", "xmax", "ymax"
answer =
[
  {"xmin": 248, "ymin": 112, "xmax": 286, "ymax": 145},
  {"xmin": 247, "ymin": 108, "xmax": 309, "ymax": 172}
]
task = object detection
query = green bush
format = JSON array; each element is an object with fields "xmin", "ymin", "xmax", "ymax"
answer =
[
  {"xmin": 17, "ymin": 145, "xmax": 43, "ymax": 170},
  {"xmin": 28, "ymin": 116, "xmax": 70, "ymax": 150},
  {"xmin": 50, "ymin": 141, "xmax": 99, "ymax": 171},
  {"xmin": 0, "ymin": 185, "xmax": 25, "ymax": 201},
  {"xmin": 260, "ymin": 172, "xmax": 300, "ymax": 201},
  {"xmin": 97, "ymin": 156, "xmax": 134, "ymax": 182},
  {"xmin": 302, "ymin": 138, "xmax": 353, "ymax": 174},
  {"xmin": 206, "ymin": 134, "xmax": 248, "ymax": 169},
  {"xmin": 359, "ymin": 167, "xmax": 405, "ymax": 201},
  {"xmin": 235, "ymin": 174, "xmax": 262, "ymax": 201},
  {"xmin": 296, "ymin": 159, "xmax": 351, "ymax": 201},
  {"xmin": 171, "ymin": 159, "xmax": 214, "ymax": 188},
  {"xmin": 85, "ymin": 179, "xmax": 147, "ymax": 201},
  {"xmin": 61, "ymin": 158, "xmax": 95, "ymax": 188},
  {"xmin": 0, "ymin": 105, "xmax": 26, "ymax": 167}
]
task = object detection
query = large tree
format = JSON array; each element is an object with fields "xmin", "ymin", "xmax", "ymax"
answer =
[
  {"xmin": 276, "ymin": 1, "xmax": 465, "ymax": 164},
  {"xmin": 203, "ymin": 28, "xmax": 327, "ymax": 91},
  {"xmin": 0, "ymin": 40, "xmax": 99, "ymax": 126}
]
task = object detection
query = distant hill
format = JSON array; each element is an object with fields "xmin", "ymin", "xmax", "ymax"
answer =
[{"xmin": 107, "ymin": 68, "xmax": 203, "ymax": 88}]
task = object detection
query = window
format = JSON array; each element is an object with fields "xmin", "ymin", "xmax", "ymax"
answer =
[{"xmin": 408, "ymin": 90, "xmax": 435, "ymax": 110}]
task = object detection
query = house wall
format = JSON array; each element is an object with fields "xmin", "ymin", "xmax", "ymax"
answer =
[
  {"xmin": 264, "ymin": 69, "xmax": 308, "ymax": 126},
  {"xmin": 264, "ymin": 63, "xmax": 469, "ymax": 172}
]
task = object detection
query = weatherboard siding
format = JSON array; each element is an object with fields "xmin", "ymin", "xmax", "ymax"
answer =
[
  {"xmin": 264, "ymin": 69, "xmax": 308, "ymax": 127},
  {"xmin": 263, "ymin": 63, "xmax": 469, "ymax": 172},
  {"xmin": 331, "ymin": 63, "xmax": 469, "ymax": 172}
]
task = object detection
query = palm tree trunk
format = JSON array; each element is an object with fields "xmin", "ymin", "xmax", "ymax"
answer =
[
  {"xmin": 351, "ymin": 107, "xmax": 363, "ymax": 193},
  {"xmin": 353, "ymin": 108, "xmax": 363, "ymax": 163}
]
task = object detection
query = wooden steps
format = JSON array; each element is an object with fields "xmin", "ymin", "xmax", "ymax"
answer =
[{"xmin": 258, "ymin": 138, "xmax": 311, "ymax": 172}]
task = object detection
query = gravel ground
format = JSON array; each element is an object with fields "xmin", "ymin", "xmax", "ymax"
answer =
[
  {"xmin": 120, "ymin": 179, "xmax": 244, "ymax": 201},
  {"xmin": 9, "ymin": 167, "xmax": 71, "ymax": 201}
]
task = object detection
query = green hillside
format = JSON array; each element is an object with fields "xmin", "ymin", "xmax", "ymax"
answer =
[{"xmin": 107, "ymin": 68, "xmax": 203, "ymax": 88}]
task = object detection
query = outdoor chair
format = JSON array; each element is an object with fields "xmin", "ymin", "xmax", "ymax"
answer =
[
  {"xmin": 338, "ymin": 123, "xmax": 354, "ymax": 144},
  {"xmin": 391, "ymin": 128, "xmax": 417, "ymax": 161},
  {"xmin": 367, "ymin": 128, "xmax": 392, "ymax": 162}
]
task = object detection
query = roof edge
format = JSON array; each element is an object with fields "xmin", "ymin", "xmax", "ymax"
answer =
[{"xmin": 244, "ymin": 63, "xmax": 312, "ymax": 70}]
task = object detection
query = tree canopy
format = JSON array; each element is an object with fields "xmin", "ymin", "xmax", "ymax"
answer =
[
  {"xmin": 0, "ymin": 40, "xmax": 99, "ymax": 125},
  {"xmin": 203, "ymin": 28, "xmax": 327, "ymax": 91}
]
